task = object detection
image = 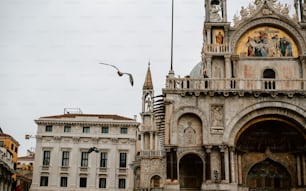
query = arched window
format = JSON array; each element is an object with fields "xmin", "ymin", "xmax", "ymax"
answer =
[
  {"xmin": 263, "ymin": 69, "xmax": 275, "ymax": 78},
  {"xmin": 150, "ymin": 175, "xmax": 162, "ymax": 190},
  {"xmin": 263, "ymin": 69, "xmax": 276, "ymax": 89}
]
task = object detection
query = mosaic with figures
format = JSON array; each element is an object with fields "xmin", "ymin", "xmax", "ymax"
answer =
[{"xmin": 236, "ymin": 26, "xmax": 298, "ymax": 57}]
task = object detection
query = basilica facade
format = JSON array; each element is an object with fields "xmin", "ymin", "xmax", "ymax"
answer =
[{"xmin": 135, "ymin": 0, "xmax": 306, "ymax": 191}]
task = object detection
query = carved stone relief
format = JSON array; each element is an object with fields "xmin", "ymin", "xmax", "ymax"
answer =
[{"xmin": 210, "ymin": 105, "xmax": 224, "ymax": 134}]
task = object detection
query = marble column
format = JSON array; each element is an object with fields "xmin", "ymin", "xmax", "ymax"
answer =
[
  {"xmin": 205, "ymin": 146, "xmax": 212, "ymax": 182},
  {"xmin": 207, "ymin": 28, "xmax": 212, "ymax": 45},
  {"xmin": 230, "ymin": 147, "xmax": 236, "ymax": 183},
  {"xmin": 206, "ymin": 56, "xmax": 212, "ymax": 78},
  {"xmin": 150, "ymin": 132, "xmax": 153, "ymax": 150},
  {"xmin": 238, "ymin": 154, "xmax": 242, "ymax": 184},
  {"xmin": 219, "ymin": 145, "xmax": 229, "ymax": 183},
  {"xmin": 222, "ymin": 0, "xmax": 227, "ymax": 22},
  {"xmin": 141, "ymin": 133, "xmax": 144, "ymax": 150}
]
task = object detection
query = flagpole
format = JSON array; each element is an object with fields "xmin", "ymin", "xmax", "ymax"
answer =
[{"xmin": 169, "ymin": 0, "xmax": 174, "ymax": 75}]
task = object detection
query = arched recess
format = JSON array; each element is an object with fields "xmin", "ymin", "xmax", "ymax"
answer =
[
  {"xmin": 179, "ymin": 154, "xmax": 203, "ymax": 190},
  {"xmin": 170, "ymin": 106, "xmax": 209, "ymax": 145},
  {"xmin": 224, "ymin": 101, "xmax": 306, "ymax": 146},
  {"xmin": 228, "ymin": 103, "xmax": 306, "ymax": 187},
  {"xmin": 247, "ymin": 158, "xmax": 291, "ymax": 190},
  {"xmin": 150, "ymin": 175, "xmax": 163, "ymax": 189},
  {"xmin": 230, "ymin": 18, "xmax": 305, "ymax": 55},
  {"xmin": 235, "ymin": 117, "xmax": 305, "ymax": 153},
  {"xmin": 177, "ymin": 113, "xmax": 202, "ymax": 146}
]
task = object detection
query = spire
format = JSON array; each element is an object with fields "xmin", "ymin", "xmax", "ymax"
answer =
[{"xmin": 143, "ymin": 62, "xmax": 153, "ymax": 90}]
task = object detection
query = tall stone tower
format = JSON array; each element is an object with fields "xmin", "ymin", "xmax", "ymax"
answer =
[
  {"xmin": 135, "ymin": 0, "xmax": 306, "ymax": 191},
  {"xmin": 135, "ymin": 64, "xmax": 166, "ymax": 190}
]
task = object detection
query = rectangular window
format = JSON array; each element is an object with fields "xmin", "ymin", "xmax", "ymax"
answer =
[
  {"xmin": 60, "ymin": 177, "xmax": 68, "ymax": 187},
  {"xmin": 40, "ymin": 176, "xmax": 49, "ymax": 186},
  {"xmin": 101, "ymin": 127, "xmax": 109, "ymax": 134},
  {"xmin": 83, "ymin": 127, "xmax": 90, "ymax": 133},
  {"xmin": 119, "ymin": 153, "xmax": 127, "ymax": 168},
  {"xmin": 118, "ymin": 178, "xmax": 126, "ymax": 189},
  {"xmin": 62, "ymin": 151, "xmax": 70, "ymax": 166},
  {"xmin": 120, "ymin": 127, "xmax": 128, "ymax": 134},
  {"xmin": 81, "ymin": 152, "xmax": 89, "ymax": 167},
  {"xmin": 80, "ymin": 177, "xmax": 87, "ymax": 188},
  {"xmin": 99, "ymin": 178, "xmax": 106, "ymax": 188},
  {"xmin": 43, "ymin": 151, "xmax": 51, "ymax": 166},
  {"xmin": 64, "ymin": 126, "xmax": 71, "ymax": 133},
  {"xmin": 100, "ymin": 152, "xmax": 108, "ymax": 168},
  {"xmin": 45, "ymin": 125, "xmax": 53, "ymax": 132},
  {"xmin": 0, "ymin": 141, "xmax": 3, "ymax": 147}
]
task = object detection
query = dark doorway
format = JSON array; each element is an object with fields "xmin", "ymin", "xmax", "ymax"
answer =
[
  {"xmin": 179, "ymin": 154, "xmax": 203, "ymax": 191},
  {"xmin": 247, "ymin": 158, "xmax": 291, "ymax": 191}
]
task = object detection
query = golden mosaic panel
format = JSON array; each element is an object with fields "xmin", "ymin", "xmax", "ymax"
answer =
[{"xmin": 236, "ymin": 26, "xmax": 298, "ymax": 57}]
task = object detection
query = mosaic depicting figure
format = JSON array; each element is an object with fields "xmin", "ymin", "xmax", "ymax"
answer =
[{"xmin": 239, "ymin": 27, "xmax": 296, "ymax": 57}]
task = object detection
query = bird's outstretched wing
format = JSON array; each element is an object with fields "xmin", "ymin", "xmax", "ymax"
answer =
[
  {"xmin": 99, "ymin": 63, "xmax": 120, "ymax": 71},
  {"xmin": 98, "ymin": 63, "xmax": 134, "ymax": 86},
  {"xmin": 124, "ymin": 73, "xmax": 134, "ymax": 86}
]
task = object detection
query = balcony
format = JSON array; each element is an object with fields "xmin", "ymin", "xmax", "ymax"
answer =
[
  {"xmin": 204, "ymin": 44, "xmax": 230, "ymax": 55},
  {"xmin": 116, "ymin": 168, "xmax": 128, "ymax": 175},
  {"xmin": 60, "ymin": 166, "xmax": 69, "ymax": 172},
  {"xmin": 165, "ymin": 77, "xmax": 306, "ymax": 97}
]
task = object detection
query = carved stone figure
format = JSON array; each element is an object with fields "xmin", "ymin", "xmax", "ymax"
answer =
[
  {"xmin": 210, "ymin": 4, "xmax": 222, "ymax": 22},
  {"xmin": 212, "ymin": 106, "xmax": 223, "ymax": 127},
  {"xmin": 240, "ymin": 6, "xmax": 249, "ymax": 18},
  {"xmin": 281, "ymin": 3, "xmax": 290, "ymax": 16},
  {"xmin": 255, "ymin": 0, "xmax": 263, "ymax": 7}
]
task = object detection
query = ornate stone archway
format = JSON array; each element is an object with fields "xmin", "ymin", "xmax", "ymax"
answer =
[{"xmin": 247, "ymin": 158, "xmax": 291, "ymax": 190}]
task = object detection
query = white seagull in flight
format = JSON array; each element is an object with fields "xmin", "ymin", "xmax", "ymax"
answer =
[{"xmin": 99, "ymin": 63, "xmax": 134, "ymax": 86}]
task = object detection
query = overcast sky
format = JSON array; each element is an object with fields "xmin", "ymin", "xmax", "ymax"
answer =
[{"xmin": 0, "ymin": 0, "xmax": 293, "ymax": 156}]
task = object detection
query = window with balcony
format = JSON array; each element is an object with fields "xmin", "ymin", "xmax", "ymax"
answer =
[
  {"xmin": 100, "ymin": 152, "xmax": 108, "ymax": 168},
  {"xmin": 61, "ymin": 151, "xmax": 70, "ymax": 166},
  {"xmin": 263, "ymin": 69, "xmax": 276, "ymax": 89},
  {"xmin": 60, "ymin": 177, "xmax": 68, "ymax": 187},
  {"xmin": 43, "ymin": 151, "xmax": 50, "ymax": 166},
  {"xmin": 40, "ymin": 176, "xmax": 49, "ymax": 186},
  {"xmin": 99, "ymin": 178, "xmax": 107, "ymax": 188},
  {"xmin": 81, "ymin": 152, "xmax": 89, "ymax": 167},
  {"xmin": 45, "ymin": 125, "xmax": 53, "ymax": 132},
  {"xmin": 119, "ymin": 153, "xmax": 127, "ymax": 168},
  {"xmin": 120, "ymin": 127, "xmax": 128, "ymax": 134}
]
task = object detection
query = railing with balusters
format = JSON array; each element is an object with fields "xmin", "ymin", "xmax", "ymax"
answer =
[
  {"xmin": 165, "ymin": 77, "xmax": 306, "ymax": 92},
  {"xmin": 204, "ymin": 44, "xmax": 230, "ymax": 54}
]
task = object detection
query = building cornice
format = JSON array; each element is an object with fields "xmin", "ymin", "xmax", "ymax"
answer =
[{"xmin": 35, "ymin": 119, "xmax": 140, "ymax": 127}]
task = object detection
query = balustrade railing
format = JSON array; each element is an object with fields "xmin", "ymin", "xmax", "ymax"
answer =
[
  {"xmin": 165, "ymin": 77, "xmax": 306, "ymax": 92},
  {"xmin": 204, "ymin": 44, "xmax": 230, "ymax": 54},
  {"xmin": 140, "ymin": 150, "xmax": 165, "ymax": 158}
]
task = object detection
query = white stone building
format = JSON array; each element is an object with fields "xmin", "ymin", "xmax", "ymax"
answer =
[{"xmin": 30, "ymin": 113, "xmax": 139, "ymax": 191}]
